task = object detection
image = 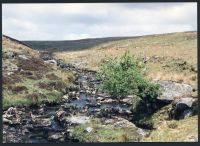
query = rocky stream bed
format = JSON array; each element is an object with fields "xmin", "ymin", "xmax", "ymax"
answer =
[
  {"xmin": 3, "ymin": 63, "xmax": 139, "ymax": 143},
  {"xmin": 3, "ymin": 60, "xmax": 197, "ymax": 143}
]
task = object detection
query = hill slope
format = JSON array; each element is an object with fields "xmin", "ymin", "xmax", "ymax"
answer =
[
  {"xmin": 53, "ymin": 31, "xmax": 197, "ymax": 87},
  {"xmin": 2, "ymin": 35, "xmax": 73, "ymax": 110},
  {"xmin": 22, "ymin": 37, "xmax": 135, "ymax": 52}
]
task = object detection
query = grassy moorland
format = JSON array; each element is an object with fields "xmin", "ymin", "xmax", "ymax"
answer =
[{"xmin": 53, "ymin": 31, "xmax": 197, "ymax": 87}]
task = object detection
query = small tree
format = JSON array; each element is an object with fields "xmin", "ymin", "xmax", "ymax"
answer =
[{"xmin": 98, "ymin": 51, "xmax": 160, "ymax": 108}]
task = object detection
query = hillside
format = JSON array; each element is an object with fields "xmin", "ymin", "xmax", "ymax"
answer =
[
  {"xmin": 22, "ymin": 37, "xmax": 134, "ymax": 52},
  {"xmin": 53, "ymin": 31, "xmax": 197, "ymax": 87},
  {"xmin": 2, "ymin": 35, "xmax": 73, "ymax": 110}
]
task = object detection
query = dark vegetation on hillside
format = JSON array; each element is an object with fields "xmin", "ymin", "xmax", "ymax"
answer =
[
  {"xmin": 22, "ymin": 31, "xmax": 196, "ymax": 52},
  {"xmin": 23, "ymin": 37, "xmax": 136, "ymax": 52}
]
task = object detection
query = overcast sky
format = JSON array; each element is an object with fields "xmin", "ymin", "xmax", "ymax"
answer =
[{"xmin": 2, "ymin": 3, "xmax": 197, "ymax": 40}]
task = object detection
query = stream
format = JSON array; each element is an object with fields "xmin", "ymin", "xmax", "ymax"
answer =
[{"xmin": 3, "ymin": 64, "xmax": 138, "ymax": 143}]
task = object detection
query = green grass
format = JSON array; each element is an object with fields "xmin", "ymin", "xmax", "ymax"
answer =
[
  {"xmin": 2, "ymin": 77, "xmax": 64, "ymax": 110},
  {"xmin": 2, "ymin": 67, "xmax": 73, "ymax": 110},
  {"xmin": 3, "ymin": 90, "xmax": 33, "ymax": 110},
  {"xmin": 72, "ymin": 118, "xmax": 141, "ymax": 142}
]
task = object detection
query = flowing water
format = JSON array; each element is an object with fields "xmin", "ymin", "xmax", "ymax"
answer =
[{"xmin": 3, "ymin": 66, "xmax": 132, "ymax": 143}]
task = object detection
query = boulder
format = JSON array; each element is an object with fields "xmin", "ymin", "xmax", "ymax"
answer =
[
  {"xmin": 66, "ymin": 116, "xmax": 90, "ymax": 125},
  {"xmin": 169, "ymin": 97, "xmax": 197, "ymax": 120},
  {"xmin": 180, "ymin": 109, "xmax": 192, "ymax": 119},
  {"xmin": 155, "ymin": 80, "xmax": 193, "ymax": 103},
  {"xmin": 44, "ymin": 60, "xmax": 57, "ymax": 66},
  {"xmin": 174, "ymin": 97, "xmax": 197, "ymax": 108},
  {"xmin": 48, "ymin": 133, "xmax": 64, "ymax": 141}
]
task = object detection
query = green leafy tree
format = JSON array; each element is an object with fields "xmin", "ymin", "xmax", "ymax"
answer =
[{"xmin": 98, "ymin": 51, "xmax": 160, "ymax": 107}]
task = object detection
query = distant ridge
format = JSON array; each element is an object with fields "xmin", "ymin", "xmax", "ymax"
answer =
[
  {"xmin": 22, "ymin": 36, "xmax": 135, "ymax": 52},
  {"xmin": 21, "ymin": 31, "xmax": 196, "ymax": 52}
]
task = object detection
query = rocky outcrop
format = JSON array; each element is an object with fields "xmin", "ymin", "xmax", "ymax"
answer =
[
  {"xmin": 155, "ymin": 80, "xmax": 193, "ymax": 103},
  {"xmin": 154, "ymin": 80, "xmax": 197, "ymax": 120}
]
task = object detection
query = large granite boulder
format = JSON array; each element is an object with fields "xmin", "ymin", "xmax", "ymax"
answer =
[{"xmin": 154, "ymin": 80, "xmax": 193, "ymax": 103}]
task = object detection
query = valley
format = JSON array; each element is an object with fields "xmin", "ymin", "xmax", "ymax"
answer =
[{"xmin": 2, "ymin": 31, "xmax": 198, "ymax": 143}]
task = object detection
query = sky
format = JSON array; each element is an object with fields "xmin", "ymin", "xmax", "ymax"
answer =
[{"xmin": 2, "ymin": 3, "xmax": 197, "ymax": 40}]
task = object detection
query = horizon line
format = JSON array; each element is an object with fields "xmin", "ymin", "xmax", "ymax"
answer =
[{"xmin": 3, "ymin": 30, "xmax": 197, "ymax": 42}]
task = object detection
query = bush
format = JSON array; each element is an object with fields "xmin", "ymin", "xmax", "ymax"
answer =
[{"xmin": 98, "ymin": 51, "xmax": 160, "ymax": 105}]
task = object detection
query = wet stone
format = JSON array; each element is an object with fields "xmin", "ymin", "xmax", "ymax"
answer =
[
  {"xmin": 32, "ymin": 118, "xmax": 52, "ymax": 127},
  {"xmin": 48, "ymin": 133, "xmax": 65, "ymax": 141}
]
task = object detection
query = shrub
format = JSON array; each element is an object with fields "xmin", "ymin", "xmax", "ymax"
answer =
[{"xmin": 98, "ymin": 51, "xmax": 160, "ymax": 106}]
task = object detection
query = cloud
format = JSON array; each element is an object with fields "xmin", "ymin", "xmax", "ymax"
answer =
[{"xmin": 2, "ymin": 3, "xmax": 197, "ymax": 40}]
